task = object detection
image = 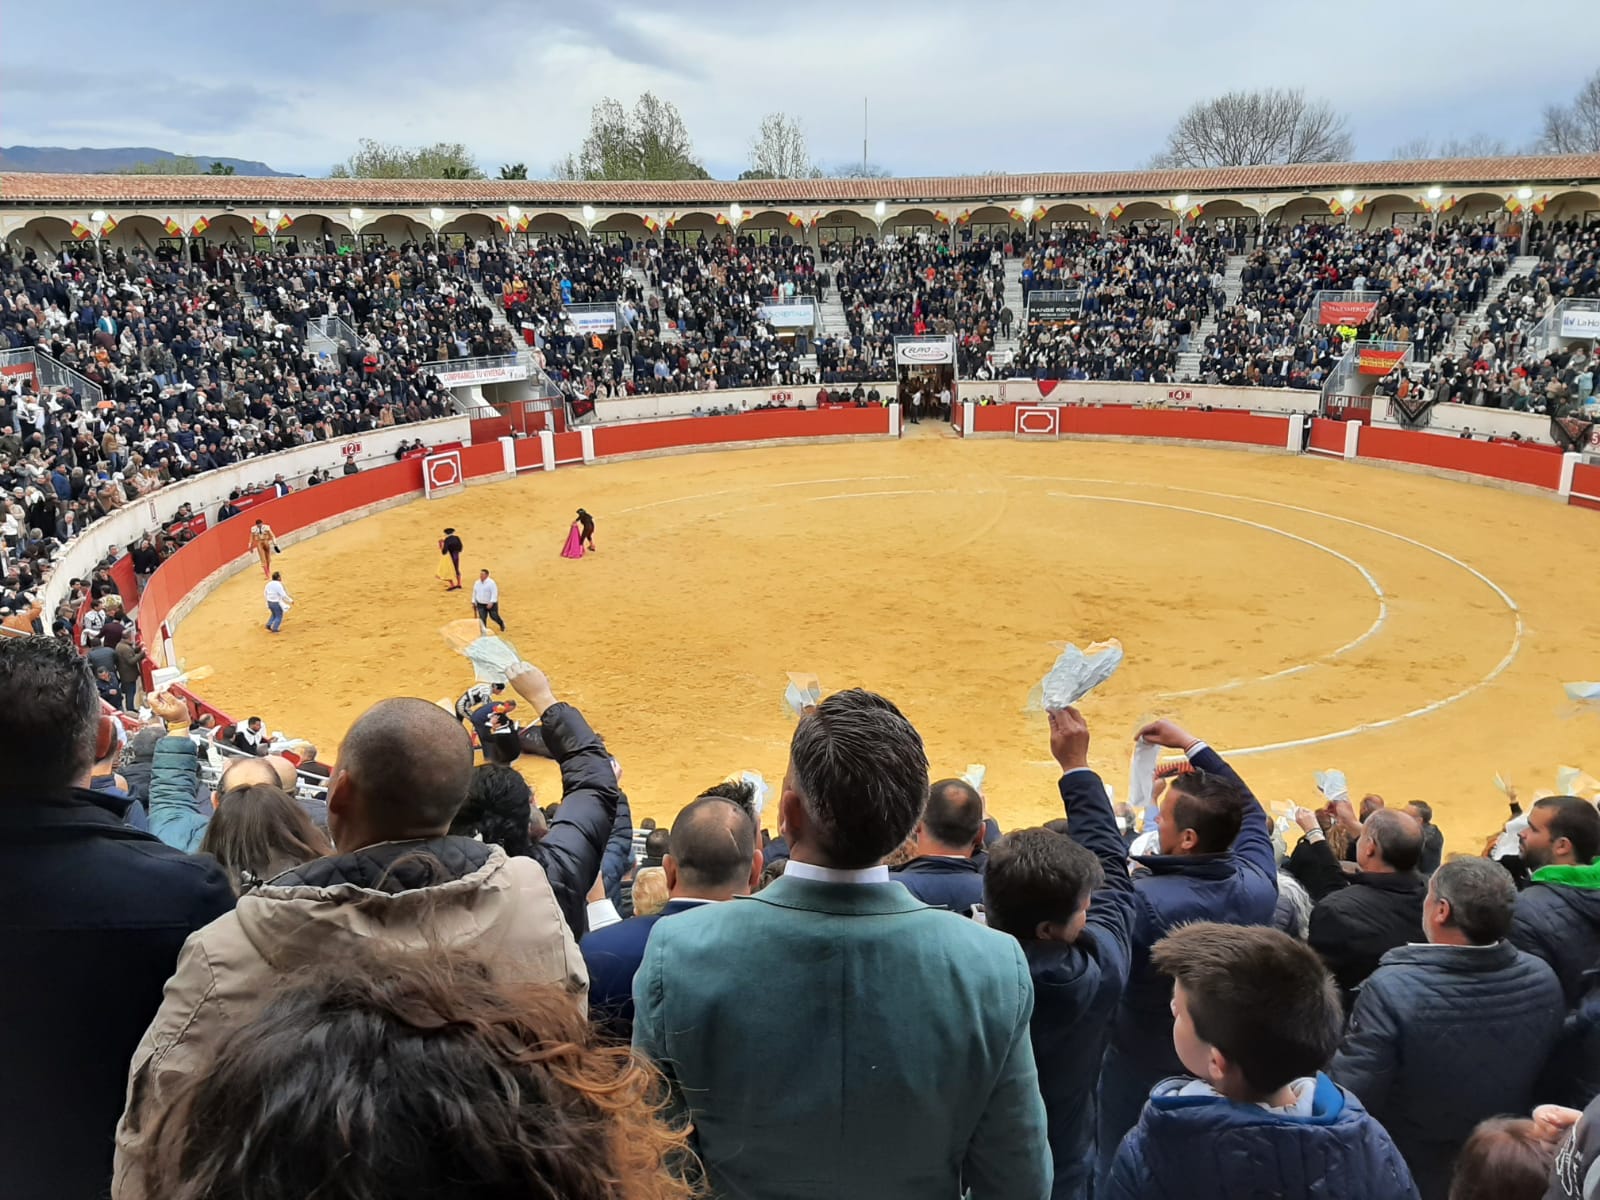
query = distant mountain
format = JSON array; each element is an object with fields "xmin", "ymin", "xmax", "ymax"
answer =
[{"xmin": 0, "ymin": 146, "xmax": 296, "ymax": 176}]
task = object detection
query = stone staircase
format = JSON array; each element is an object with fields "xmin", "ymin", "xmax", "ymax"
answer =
[
  {"xmin": 994, "ymin": 256, "xmax": 1024, "ymax": 364},
  {"xmin": 1175, "ymin": 253, "xmax": 1246, "ymax": 381},
  {"xmin": 1439, "ymin": 254, "xmax": 1540, "ymax": 363}
]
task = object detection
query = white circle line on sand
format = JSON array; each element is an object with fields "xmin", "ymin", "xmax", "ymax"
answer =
[
  {"xmin": 1040, "ymin": 491, "xmax": 1389, "ymax": 698},
  {"xmin": 1022, "ymin": 477, "xmax": 1524, "ymax": 756}
]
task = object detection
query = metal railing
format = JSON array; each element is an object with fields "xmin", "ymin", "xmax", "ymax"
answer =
[
  {"xmin": 305, "ymin": 314, "xmax": 365, "ymax": 361},
  {"xmin": 0, "ymin": 346, "xmax": 105, "ymax": 406}
]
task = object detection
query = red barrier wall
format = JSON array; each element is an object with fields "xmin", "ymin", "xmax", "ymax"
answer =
[
  {"xmin": 553, "ymin": 431, "xmax": 583, "ymax": 464},
  {"xmin": 470, "ymin": 416, "xmax": 514, "ymax": 444},
  {"xmin": 1358, "ymin": 425, "xmax": 1564, "ymax": 490},
  {"xmin": 137, "ymin": 459, "xmax": 426, "ymax": 657},
  {"xmin": 971, "ymin": 403, "xmax": 1288, "ymax": 447},
  {"xmin": 592, "ymin": 407, "xmax": 890, "ymax": 458},
  {"xmin": 1308, "ymin": 418, "xmax": 1347, "ymax": 456},
  {"xmin": 513, "ymin": 437, "xmax": 544, "ymax": 470},
  {"xmin": 1571, "ymin": 463, "xmax": 1600, "ymax": 510}
]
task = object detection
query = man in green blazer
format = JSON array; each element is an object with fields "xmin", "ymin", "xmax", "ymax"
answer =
[{"xmin": 633, "ymin": 688, "xmax": 1051, "ymax": 1199}]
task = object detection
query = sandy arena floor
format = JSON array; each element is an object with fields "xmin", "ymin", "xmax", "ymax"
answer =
[{"xmin": 176, "ymin": 427, "xmax": 1600, "ymax": 849}]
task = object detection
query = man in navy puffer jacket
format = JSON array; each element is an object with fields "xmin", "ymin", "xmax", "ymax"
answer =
[
  {"xmin": 1096, "ymin": 718, "xmax": 1280, "ymax": 1184},
  {"xmin": 1105, "ymin": 923, "xmax": 1417, "ymax": 1200},
  {"xmin": 1330, "ymin": 857, "xmax": 1564, "ymax": 1200},
  {"xmin": 984, "ymin": 706, "xmax": 1136, "ymax": 1199}
]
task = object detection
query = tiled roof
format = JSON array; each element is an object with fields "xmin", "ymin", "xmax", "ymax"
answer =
[{"xmin": 4, "ymin": 154, "xmax": 1599, "ymax": 208}]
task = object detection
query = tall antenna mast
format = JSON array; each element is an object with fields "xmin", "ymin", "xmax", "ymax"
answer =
[{"xmin": 863, "ymin": 97, "xmax": 868, "ymax": 174}]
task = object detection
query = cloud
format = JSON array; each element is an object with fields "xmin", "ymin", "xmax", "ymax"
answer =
[{"xmin": 3, "ymin": 0, "xmax": 1594, "ymax": 178}]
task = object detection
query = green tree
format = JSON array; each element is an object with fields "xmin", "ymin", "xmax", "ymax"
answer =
[
  {"xmin": 554, "ymin": 94, "xmax": 708, "ymax": 181},
  {"xmin": 499, "ymin": 162, "xmax": 528, "ymax": 180},
  {"xmin": 207, "ymin": 160, "xmax": 236, "ymax": 175},
  {"xmin": 125, "ymin": 155, "xmax": 202, "ymax": 174},
  {"xmin": 329, "ymin": 139, "xmax": 483, "ymax": 179}
]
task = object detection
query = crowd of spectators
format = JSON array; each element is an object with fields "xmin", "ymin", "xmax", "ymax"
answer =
[
  {"xmin": 10, "ymin": 622, "xmax": 1600, "ymax": 1200},
  {"xmin": 0, "ymin": 240, "xmax": 473, "ymax": 613},
  {"xmin": 1013, "ymin": 226, "xmax": 1225, "ymax": 383}
]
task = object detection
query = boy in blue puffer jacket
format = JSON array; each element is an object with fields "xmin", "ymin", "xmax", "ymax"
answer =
[{"xmin": 1105, "ymin": 922, "xmax": 1418, "ymax": 1200}]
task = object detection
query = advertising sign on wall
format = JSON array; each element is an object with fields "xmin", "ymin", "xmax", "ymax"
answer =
[
  {"xmin": 757, "ymin": 303, "xmax": 817, "ymax": 327},
  {"xmin": 1560, "ymin": 309, "xmax": 1600, "ymax": 339},
  {"xmin": 895, "ymin": 339, "xmax": 954, "ymax": 365}
]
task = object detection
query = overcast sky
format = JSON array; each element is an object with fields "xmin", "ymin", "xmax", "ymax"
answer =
[{"xmin": 7, "ymin": 0, "xmax": 1591, "ymax": 179}]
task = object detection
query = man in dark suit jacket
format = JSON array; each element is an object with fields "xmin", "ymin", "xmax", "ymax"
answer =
[
  {"xmin": 985, "ymin": 706, "xmax": 1136, "ymax": 1200},
  {"xmin": 891, "ymin": 776, "xmax": 986, "ymax": 915},
  {"xmin": 1096, "ymin": 719, "xmax": 1280, "ymax": 1185},
  {"xmin": 0, "ymin": 637, "xmax": 235, "ymax": 1200},
  {"xmin": 633, "ymin": 688, "xmax": 1050, "ymax": 1199},
  {"xmin": 583, "ymin": 786, "xmax": 762, "ymax": 1038},
  {"xmin": 1295, "ymin": 805, "xmax": 1427, "ymax": 1009}
]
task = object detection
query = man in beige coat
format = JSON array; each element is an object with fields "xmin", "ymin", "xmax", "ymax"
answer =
[{"xmin": 113, "ymin": 686, "xmax": 588, "ymax": 1199}]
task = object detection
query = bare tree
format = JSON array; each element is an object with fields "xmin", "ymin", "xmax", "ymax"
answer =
[
  {"xmin": 826, "ymin": 162, "xmax": 892, "ymax": 178},
  {"xmin": 1390, "ymin": 133, "xmax": 1511, "ymax": 159},
  {"xmin": 1539, "ymin": 70, "xmax": 1600, "ymax": 153},
  {"xmin": 1151, "ymin": 88, "xmax": 1353, "ymax": 168},
  {"xmin": 747, "ymin": 113, "xmax": 819, "ymax": 180}
]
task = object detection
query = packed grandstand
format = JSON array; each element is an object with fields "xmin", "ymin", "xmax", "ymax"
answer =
[{"xmin": 6, "ymin": 153, "xmax": 1600, "ymax": 1200}]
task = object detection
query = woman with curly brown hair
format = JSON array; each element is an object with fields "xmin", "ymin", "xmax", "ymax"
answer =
[{"xmin": 132, "ymin": 946, "xmax": 696, "ymax": 1200}]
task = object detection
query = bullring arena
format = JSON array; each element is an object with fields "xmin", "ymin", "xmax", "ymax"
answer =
[{"xmin": 163, "ymin": 413, "xmax": 1600, "ymax": 848}]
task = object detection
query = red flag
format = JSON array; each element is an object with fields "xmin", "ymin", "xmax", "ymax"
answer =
[{"xmin": 1357, "ymin": 347, "xmax": 1407, "ymax": 375}]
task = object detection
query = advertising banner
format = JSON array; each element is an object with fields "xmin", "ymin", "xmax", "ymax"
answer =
[
  {"xmin": 895, "ymin": 340, "xmax": 954, "ymax": 365},
  {"xmin": 1319, "ymin": 299, "xmax": 1379, "ymax": 325},
  {"xmin": 429, "ymin": 362, "xmax": 531, "ymax": 388},
  {"xmin": 757, "ymin": 303, "xmax": 817, "ymax": 327},
  {"xmin": 1560, "ymin": 309, "xmax": 1600, "ymax": 339}
]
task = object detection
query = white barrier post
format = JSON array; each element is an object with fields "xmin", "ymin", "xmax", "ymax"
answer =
[
  {"xmin": 538, "ymin": 428, "xmax": 556, "ymax": 472},
  {"xmin": 962, "ymin": 401, "xmax": 975, "ymax": 437},
  {"xmin": 888, "ymin": 403, "xmax": 902, "ymax": 437},
  {"xmin": 578, "ymin": 426, "xmax": 596, "ymax": 464},
  {"xmin": 1343, "ymin": 420, "xmax": 1362, "ymax": 461},
  {"xmin": 1560, "ymin": 451, "xmax": 1581, "ymax": 500},
  {"xmin": 498, "ymin": 436, "xmax": 515, "ymax": 475},
  {"xmin": 1286, "ymin": 413, "xmax": 1305, "ymax": 453}
]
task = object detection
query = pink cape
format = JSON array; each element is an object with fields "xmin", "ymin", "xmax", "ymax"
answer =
[{"xmin": 560, "ymin": 523, "xmax": 585, "ymax": 559}]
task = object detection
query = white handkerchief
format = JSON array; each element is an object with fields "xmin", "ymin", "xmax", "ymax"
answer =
[
  {"xmin": 1039, "ymin": 639, "xmax": 1124, "ymax": 709},
  {"xmin": 1129, "ymin": 738, "xmax": 1161, "ymax": 829}
]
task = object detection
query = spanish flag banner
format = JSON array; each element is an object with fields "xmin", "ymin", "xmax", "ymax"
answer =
[
  {"xmin": 1185, "ymin": 204, "xmax": 1204, "ymax": 221},
  {"xmin": 665, "ymin": 213, "xmax": 678, "ymax": 229},
  {"xmin": 1083, "ymin": 203, "xmax": 1099, "ymax": 219},
  {"xmin": 98, "ymin": 215, "xmax": 118, "ymax": 236},
  {"xmin": 251, "ymin": 217, "xmax": 271, "ymax": 236},
  {"xmin": 1439, "ymin": 195, "xmax": 1457, "ymax": 213},
  {"xmin": 715, "ymin": 212, "xmax": 729, "ymax": 225},
  {"xmin": 1109, "ymin": 202, "xmax": 1126, "ymax": 220},
  {"xmin": 642, "ymin": 215, "xmax": 661, "ymax": 234},
  {"xmin": 1504, "ymin": 195, "xmax": 1523, "ymax": 214},
  {"xmin": 1328, "ymin": 199, "xmax": 1346, "ymax": 216},
  {"xmin": 1357, "ymin": 346, "xmax": 1407, "ymax": 376},
  {"xmin": 787, "ymin": 212, "xmax": 804, "ymax": 228},
  {"xmin": 190, "ymin": 217, "xmax": 210, "ymax": 237},
  {"xmin": 934, "ymin": 210, "xmax": 950, "ymax": 225},
  {"xmin": 1351, "ymin": 197, "xmax": 1366, "ymax": 215},
  {"xmin": 70, "ymin": 220, "xmax": 93, "ymax": 241},
  {"xmin": 516, "ymin": 215, "xmax": 531, "ymax": 232},
  {"xmin": 163, "ymin": 217, "xmax": 184, "ymax": 237},
  {"xmin": 275, "ymin": 214, "xmax": 292, "ymax": 232},
  {"xmin": 1008, "ymin": 207, "xmax": 1025, "ymax": 222},
  {"xmin": 1032, "ymin": 205, "xmax": 1047, "ymax": 223},
  {"xmin": 1532, "ymin": 193, "xmax": 1550, "ymax": 214},
  {"xmin": 493, "ymin": 215, "xmax": 511, "ymax": 233},
  {"xmin": 956, "ymin": 209, "xmax": 972, "ymax": 225}
]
